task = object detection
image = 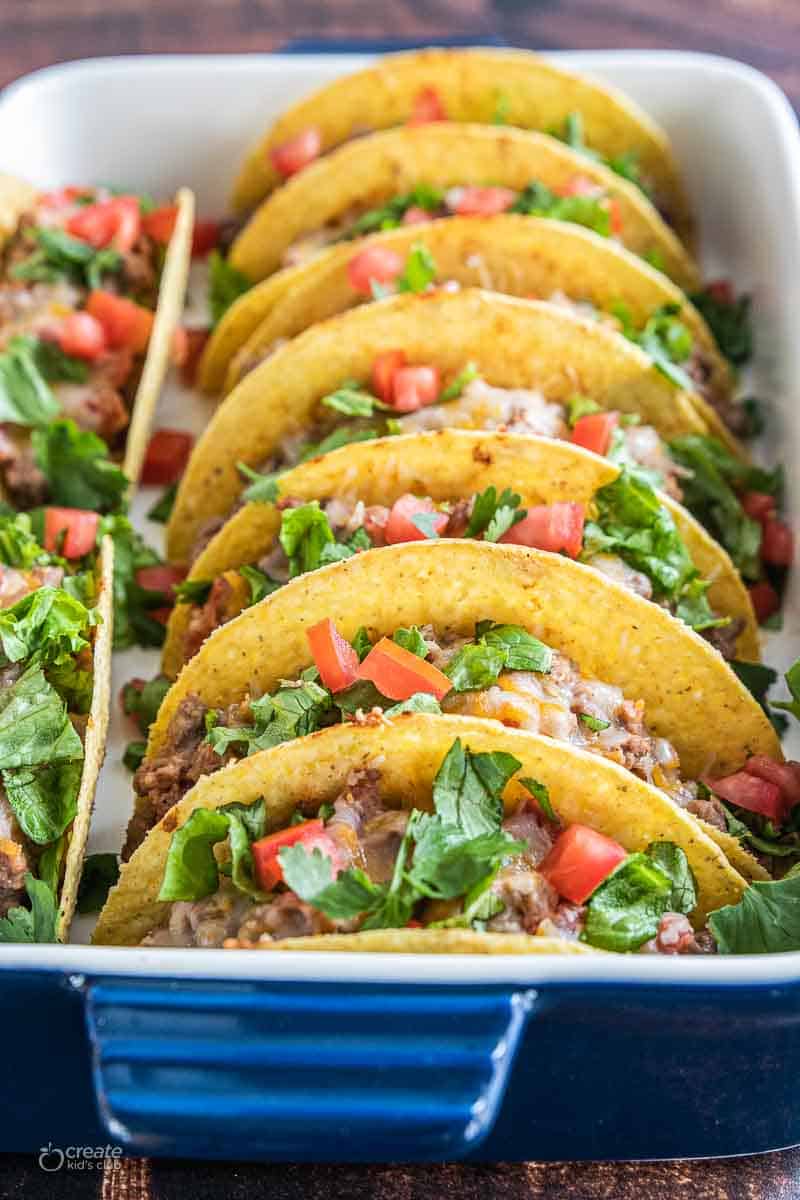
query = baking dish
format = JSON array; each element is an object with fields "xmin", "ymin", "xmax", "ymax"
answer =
[{"xmin": 1, "ymin": 45, "xmax": 800, "ymax": 1162}]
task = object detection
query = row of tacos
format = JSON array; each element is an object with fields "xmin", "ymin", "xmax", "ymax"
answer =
[
  {"xmin": 0, "ymin": 173, "xmax": 195, "ymax": 938},
  {"xmin": 2, "ymin": 47, "xmax": 792, "ymax": 954},
  {"xmin": 90, "ymin": 47, "xmax": 799, "ymax": 957}
]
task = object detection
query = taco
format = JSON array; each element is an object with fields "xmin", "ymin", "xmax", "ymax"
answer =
[
  {"xmin": 97, "ymin": 714, "xmax": 747, "ymax": 950},
  {"xmin": 166, "ymin": 290, "xmax": 743, "ymax": 566},
  {"xmin": 231, "ymin": 47, "xmax": 692, "ymax": 246},
  {"xmin": 0, "ymin": 511, "xmax": 113, "ymax": 942},
  {"xmin": 202, "ymin": 216, "xmax": 742, "ymax": 442},
  {"xmin": 162, "ymin": 430, "xmax": 759, "ymax": 679},
  {"xmin": 126, "ymin": 540, "xmax": 778, "ymax": 888},
  {"xmin": 226, "ymin": 125, "xmax": 698, "ymax": 291},
  {"xmin": 0, "ymin": 177, "xmax": 194, "ymax": 507}
]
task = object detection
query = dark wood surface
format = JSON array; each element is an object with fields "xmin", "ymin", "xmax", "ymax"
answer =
[
  {"xmin": 1, "ymin": 0, "xmax": 799, "ymax": 107},
  {"xmin": 2, "ymin": 1, "xmax": 800, "ymax": 1197}
]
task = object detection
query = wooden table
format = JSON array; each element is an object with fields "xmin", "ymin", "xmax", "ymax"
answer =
[{"xmin": 2, "ymin": 1, "xmax": 799, "ymax": 1196}]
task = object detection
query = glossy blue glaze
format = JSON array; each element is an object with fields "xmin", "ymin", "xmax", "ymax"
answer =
[
  {"xmin": 85, "ymin": 980, "xmax": 535, "ymax": 1159},
  {"xmin": 4, "ymin": 968, "xmax": 800, "ymax": 1161}
]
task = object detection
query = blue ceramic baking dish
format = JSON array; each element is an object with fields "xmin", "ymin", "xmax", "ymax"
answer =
[{"xmin": 1, "ymin": 44, "xmax": 800, "ymax": 1162}]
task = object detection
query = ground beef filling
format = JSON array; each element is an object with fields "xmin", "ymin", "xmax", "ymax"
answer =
[{"xmin": 0, "ymin": 785, "xmax": 33, "ymax": 917}]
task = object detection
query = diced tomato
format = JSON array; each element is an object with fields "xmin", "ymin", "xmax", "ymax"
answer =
[
  {"xmin": 402, "ymin": 206, "xmax": 432, "ymax": 226},
  {"xmin": 39, "ymin": 185, "xmax": 93, "ymax": 209},
  {"xmin": 307, "ymin": 617, "xmax": 360, "ymax": 693},
  {"xmin": 761, "ymin": 517, "xmax": 794, "ymax": 566},
  {"xmin": 371, "ymin": 349, "xmax": 406, "ymax": 403},
  {"xmin": 171, "ymin": 326, "xmax": 189, "ymax": 367},
  {"xmin": 269, "ymin": 127, "xmax": 322, "ymax": 177},
  {"xmin": 741, "ymin": 491, "xmax": 776, "ymax": 524},
  {"xmin": 180, "ymin": 328, "xmax": 211, "ymax": 387},
  {"xmin": 406, "ymin": 919, "xmax": 424, "ymax": 928},
  {"xmin": 67, "ymin": 196, "xmax": 142, "ymax": 252},
  {"xmin": 347, "ymin": 246, "xmax": 404, "ymax": 295},
  {"xmin": 384, "ymin": 494, "xmax": 448, "ymax": 544},
  {"xmin": 55, "ymin": 311, "xmax": 107, "ymax": 361},
  {"xmin": 149, "ymin": 607, "xmax": 173, "ymax": 627},
  {"xmin": 141, "ymin": 429, "xmax": 195, "ymax": 486},
  {"xmin": 86, "ymin": 289, "xmax": 154, "ymax": 353},
  {"xmin": 744, "ymin": 756, "xmax": 800, "ymax": 812},
  {"xmin": 748, "ymin": 580, "xmax": 780, "ymax": 624},
  {"xmin": 391, "ymin": 365, "xmax": 440, "ymax": 413},
  {"xmin": 706, "ymin": 280, "xmax": 735, "ymax": 305},
  {"xmin": 559, "ymin": 176, "xmax": 601, "ymax": 198},
  {"xmin": 252, "ymin": 819, "xmax": 346, "ymax": 892},
  {"xmin": 607, "ymin": 197, "xmax": 623, "ymax": 237},
  {"xmin": 408, "ymin": 86, "xmax": 446, "ymax": 125},
  {"xmin": 499, "ymin": 502, "xmax": 586, "ymax": 559},
  {"xmin": 191, "ymin": 218, "xmax": 221, "ymax": 258},
  {"xmin": 363, "ymin": 505, "xmax": 390, "ymax": 544},
  {"xmin": 358, "ymin": 637, "xmax": 451, "ymax": 701},
  {"xmin": 707, "ymin": 770, "xmax": 785, "ymax": 824},
  {"xmin": 43, "ymin": 508, "xmax": 99, "ymax": 559},
  {"xmin": 538, "ymin": 824, "xmax": 627, "ymax": 904},
  {"xmin": 134, "ymin": 564, "xmax": 187, "ymax": 602},
  {"xmin": 453, "ymin": 186, "xmax": 516, "ymax": 217},
  {"xmin": 570, "ymin": 411, "xmax": 619, "ymax": 457},
  {"xmin": 143, "ymin": 203, "xmax": 178, "ymax": 244}
]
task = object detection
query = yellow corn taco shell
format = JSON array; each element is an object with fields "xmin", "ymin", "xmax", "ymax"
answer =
[
  {"xmin": 0, "ymin": 173, "xmax": 37, "ymax": 241},
  {"xmin": 167, "ymin": 290, "xmax": 714, "ymax": 563},
  {"xmin": 95, "ymin": 714, "xmax": 747, "ymax": 948},
  {"xmin": 232, "ymin": 46, "xmax": 691, "ymax": 246},
  {"xmin": 122, "ymin": 186, "xmax": 195, "ymax": 489},
  {"xmin": 162, "ymin": 430, "xmax": 759, "ymax": 678},
  {"xmin": 228, "ymin": 125, "xmax": 699, "ymax": 290},
  {"xmin": 200, "ymin": 216, "xmax": 729, "ymax": 404},
  {"xmin": 57, "ymin": 535, "xmax": 114, "ymax": 940},
  {"xmin": 143, "ymin": 540, "xmax": 776, "ymax": 881}
]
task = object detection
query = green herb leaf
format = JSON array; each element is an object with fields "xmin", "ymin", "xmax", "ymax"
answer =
[
  {"xmin": 520, "ymin": 777, "xmax": 556, "ymax": 820},
  {"xmin": 147, "ymin": 482, "xmax": 178, "ymax": 523},
  {"xmin": 709, "ymin": 868, "xmax": 800, "ymax": 953},
  {"xmin": 158, "ymin": 807, "xmax": 232, "ymax": 901},
  {"xmin": 667, "ymin": 436, "xmax": 766, "ymax": 580},
  {"xmin": 279, "ymin": 502, "xmax": 336, "ymax": 577},
  {"xmin": 578, "ymin": 713, "xmax": 611, "ymax": 733},
  {"xmin": 2, "ymin": 761, "xmax": 82, "ymax": 845},
  {"xmin": 0, "ymin": 337, "xmax": 60, "ymax": 428},
  {"xmin": 77, "ymin": 853, "xmax": 120, "ymax": 914},
  {"xmin": 444, "ymin": 641, "xmax": 507, "ymax": 692},
  {"xmin": 481, "ymin": 624, "xmax": 552, "ymax": 672},
  {"xmin": 439, "ymin": 362, "xmax": 479, "ymax": 404},
  {"xmin": 690, "ymin": 287, "xmax": 752, "ymax": 366},
  {"xmin": 346, "ymin": 186, "xmax": 443, "ymax": 238},
  {"xmin": 0, "ymin": 587, "xmax": 94, "ymax": 667},
  {"xmin": 206, "ymin": 679, "xmax": 332, "ymax": 757},
  {"xmin": 396, "ymin": 242, "xmax": 437, "ymax": 293},
  {"xmin": 120, "ymin": 675, "xmax": 170, "ymax": 736},
  {"xmin": 237, "ymin": 462, "xmax": 281, "ymax": 505},
  {"xmin": 384, "ymin": 692, "xmax": 442, "ymax": 717},
  {"xmin": 510, "ymin": 180, "xmax": 611, "ymax": 236},
  {"xmin": 645, "ymin": 842, "xmax": 697, "ymax": 914},
  {"xmin": 392, "ymin": 626, "xmax": 428, "ymax": 658},
  {"xmin": 0, "ymin": 874, "xmax": 58, "ymax": 943},
  {"xmin": 321, "ymin": 383, "xmax": 385, "ymax": 418},
  {"xmin": 208, "ymin": 251, "xmax": 252, "ymax": 326},
  {"xmin": 465, "ymin": 485, "xmax": 526, "ymax": 542},
  {"xmin": 240, "ymin": 563, "xmax": 281, "ymax": 605},
  {"xmin": 583, "ymin": 851, "xmax": 673, "ymax": 952},
  {"xmin": 174, "ymin": 578, "xmax": 213, "ymax": 606},
  {"xmin": 32, "ymin": 419, "xmax": 128, "ymax": 513},
  {"xmin": 431, "ymin": 737, "xmax": 520, "ymax": 838},
  {"xmin": 123, "ymin": 740, "xmax": 146, "ymax": 772}
]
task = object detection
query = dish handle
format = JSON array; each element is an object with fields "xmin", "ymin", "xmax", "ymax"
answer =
[{"xmin": 82, "ymin": 976, "xmax": 535, "ymax": 1161}]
